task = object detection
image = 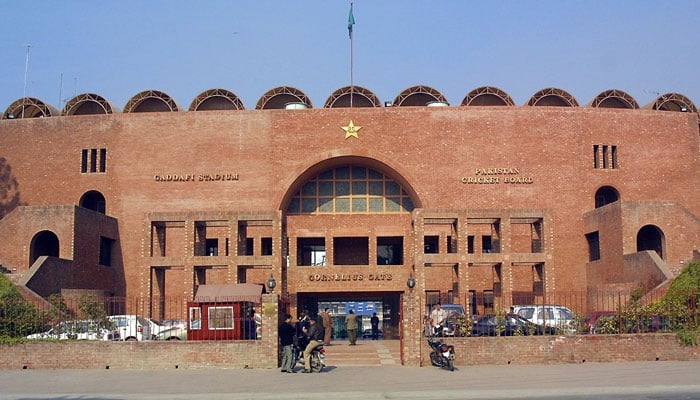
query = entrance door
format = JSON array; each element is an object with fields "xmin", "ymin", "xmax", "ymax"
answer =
[{"xmin": 297, "ymin": 292, "xmax": 401, "ymax": 339}]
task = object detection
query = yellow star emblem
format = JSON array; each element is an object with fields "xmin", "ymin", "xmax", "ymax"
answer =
[{"xmin": 342, "ymin": 120, "xmax": 361, "ymax": 139}]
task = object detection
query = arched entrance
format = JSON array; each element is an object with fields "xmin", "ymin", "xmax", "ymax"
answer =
[
  {"xmin": 280, "ymin": 159, "xmax": 421, "ymax": 349},
  {"xmin": 637, "ymin": 224, "xmax": 664, "ymax": 259},
  {"xmin": 30, "ymin": 230, "xmax": 59, "ymax": 265},
  {"xmin": 79, "ymin": 190, "xmax": 106, "ymax": 213}
]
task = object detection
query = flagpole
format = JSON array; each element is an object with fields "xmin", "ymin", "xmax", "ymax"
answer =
[{"xmin": 349, "ymin": 2, "xmax": 354, "ymax": 108}]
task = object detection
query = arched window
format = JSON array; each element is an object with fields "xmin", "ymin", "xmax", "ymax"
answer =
[
  {"xmin": 79, "ymin": 190, "xmax": 106, "ymax": 214},
  {"xmin": 30, "ymin": 230, "xmax": 59, "ymax": 265},
  {"xmin": 636, "ymin": 225, "xmax": 664, "ymax": 259},
  {"xmin": 286, "ymin": 165, "xmax": 414, "ymax": 214},
  {"xmin": 594, "ymin": 186, "xmax": 619, "ymax": 208}
]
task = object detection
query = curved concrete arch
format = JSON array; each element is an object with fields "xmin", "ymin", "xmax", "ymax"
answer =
[
  {"xmin": 461, "ymin": 86, "xmax": 515, "ymax": 106},
  {"xmin": 3, "ymin": 97, "xmax": 60, "ymax": 119},
  {"xmin": 393, "ymin": 85, "xmax": 449, "ymax": 107},
  {"xmin": 526, "ymin": 88, "xmax": 579, "ymax": 107},
  {"xmin": 63, "ymin": 93, "xmax": 119, "ymax": 115},
  {"xmin": 277, "ymin": 154, "xmax": 424, "ymax": 213},
  {"xmin": 323, "ymin": 86, "xmax": 381, "ymax": 108},
  {"xmin": 189, "ymin": 88, "xmax": 245, "ymax": 111},
  {"xmin": 255, "ymin": 86, "xmax": 313, "ymax": 110},
  {"xmin": 588, "ymin": 90, "xmax": 639, "ymax": 109},
  {"xmin": 644, "ymin": 93, "xmax": 697, "ymax": 113},
  {"xmin": 123, "ymin": 90, "xmax": 180, "ymax": 113}
]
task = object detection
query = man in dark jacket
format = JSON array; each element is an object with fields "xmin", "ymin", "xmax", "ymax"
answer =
[
  {"xmin": 302, "ymin": 317, "xmax": 325, "ymax": 373},
  {"xmin": 279, "ymin": 314, "xmax": 296, "ymax": 373}
]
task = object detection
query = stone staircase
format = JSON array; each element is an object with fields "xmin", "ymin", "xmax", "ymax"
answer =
[{"xmin": 320, "ymin": 339, "xmax": 402, "ymax": 366}]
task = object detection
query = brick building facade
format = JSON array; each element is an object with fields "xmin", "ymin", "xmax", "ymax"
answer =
[{"xmin": 1, "ymin": 86, "xmax": 699, "ymax": 362}]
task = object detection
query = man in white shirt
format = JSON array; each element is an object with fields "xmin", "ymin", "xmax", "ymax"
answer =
[{"xmin": 430, "ymin": 302, "xmax": 448, "ymax": 337}]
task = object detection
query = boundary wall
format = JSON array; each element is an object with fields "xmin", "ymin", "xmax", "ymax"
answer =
[{"xmin": 1, "ymin": 334, "xmax": 699, "ymax": 370}]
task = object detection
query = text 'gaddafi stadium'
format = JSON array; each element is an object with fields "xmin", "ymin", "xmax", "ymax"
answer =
[{"xmin": 1, "ymin": 85, "xmax": 698, "ymax": 338}]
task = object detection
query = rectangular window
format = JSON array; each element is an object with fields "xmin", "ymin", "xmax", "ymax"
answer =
[
  {"xmin": 261, "ymin": 237, "xmax": 273, "ymax": 256},
  {"xmin": 297, "ymin": 237, "xmax": 326, "ymax": 266},
  {"xmin": 593, "ymin": 145, "xmax": 599, "ymax": 169},
  {"xmin": 189, "ymin": 307, "xmax": 202, "ymax": 330},
  {"xmin": 586, "ymin": 231, "xmax": 601, "ymax": 261},
  {"xmin": 99, "ymin": 148, "xmax": 107, "ymax": 172},
  {"xmin": 99, "ymin": 236, "xmax": 114, "ymax": 266},
  {"xmin": 377, "ymin": 236, "xmax": 403, "ymax": 265},
  {"xmin": 208, "ymin": 306, "xmax": 234, "ymax": 330},
  {"xmin": 90, "ymin": 149, "xmax": 97, "ymax": 173},
  {"xmin": 206, "ymin": 238, "xmax": 218, "ymax": 256},
  {"xmin": 467, "ymin": 236, "xmax": 475, "ymax": 254},
  {"xmin": 482, "ymin": 236, "xmax": 492, "ymax": 253},
  {"xmin": 81, "ymin": 149, "xmax": 88, "ymax": 173},
  {"xmin": 594, "ymin": 144, "xmax": 618, "ymax": 170},
  {"xmin": 424, "ymin": 236, "xmax": 439, "ymax": 254}
]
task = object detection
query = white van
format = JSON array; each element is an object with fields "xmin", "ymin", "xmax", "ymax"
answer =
[
  {"xmin": 512, "ymin": 305, "xmax": 575, "ymax": 334},
  {"xmin": 107, "ymin": 315, "xmax": 152, "ymax": 341}
]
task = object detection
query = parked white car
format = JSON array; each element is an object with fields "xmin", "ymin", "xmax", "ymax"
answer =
[
  {"xmin": 512, "ymin": 305, "xmax": 575, "ymax": 334},
  {"xmin": 26, "ymin": 320, "xmax": 119, "ymax": 341},
  {"xmin": 107, "ymin": 315, "xmax": 152, "ymax": 341}
]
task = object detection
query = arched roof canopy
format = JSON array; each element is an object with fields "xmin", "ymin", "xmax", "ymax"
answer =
[
  {"xmin": 587, "ymin": 89, "xmax": 639, "ymax": 109},
  {"xmin": 644, "ymin": 93, "xmax": 697, "ymax": 113},
  {"xmin": 63, "ymin": 93, "xmax": 119, "ymax": 116},
  {"xmin": 255, "ymin": 86, "xmax": 313, "ymax": 110},
  {"xmin": 526, "ymin": 88, "xmax": 579, "ymax": 107},
  {"xmin": 323, "ymin": 86, "xmax": 381, "ymax": 108},
  {"xmin": 393, "ymin": 85, "xmax": 448, "ymax": 107},
  {"xmin": 189, "ymin": 88, "xmax": 245, "ymax": 111},
  {"xmin": 461, "ymin": 86, "xmax": 515, "ymax": 106},
  {"xmin": 123, "ymin": 90, "xmax": 179, "ymax": 113},
  {"xmin": 279, "ymin": 155, "xmax": 423, "ymax": 212},
  {"xmin": 3, "ymin": 97, "xmax": 59, "ymax": 119}
]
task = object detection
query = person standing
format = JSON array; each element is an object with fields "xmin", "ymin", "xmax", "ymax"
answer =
[
  {"xmin": 430, "ymin": 302, "xmax": 448, "ymax": 337},
  {"xmin": 370, "ymin": 312, "xmax": 380, "ymax": 340},
  {"xmin": 345, "ymin": 309, "xmax": 359, "ymax": 345},
  {"xmin": 279, "ymin": 314, "xmax": 296, "ymax": 373},
  {"xmin": 302, "ymin": 317, "xmax": 325, "ymax": 373},
  {"xmin": 321, "ymin": 308, "xmax": 333, "ymax": 346}
]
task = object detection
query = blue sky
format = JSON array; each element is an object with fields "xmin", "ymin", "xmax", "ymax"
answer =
[{"xmin": 1, "ymin": 1, "xmax": 698, "ymax": 111}]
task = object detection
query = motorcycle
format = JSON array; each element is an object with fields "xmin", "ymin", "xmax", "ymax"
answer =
[
  {"xmin": 428, "ymin": 333, "xmax": 455, "ymax": 371},
  {"xmin": 295, "ymin": 336, "xmax": 326, "ymax": 373}
]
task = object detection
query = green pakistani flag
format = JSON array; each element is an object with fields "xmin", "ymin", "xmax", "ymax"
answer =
[{"xmin": 348, "ymin": 6, "xmax": 355, "ymax": 38}]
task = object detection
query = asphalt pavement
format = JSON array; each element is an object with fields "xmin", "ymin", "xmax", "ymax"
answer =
[{"xmin": 2, "ymin": 361, "xmax": 700, "ymax": 400}]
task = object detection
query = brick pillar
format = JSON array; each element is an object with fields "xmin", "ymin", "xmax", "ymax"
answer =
[
  {"xmin": 402, "ymin": 289, "xmax": 422, "ymax": 366},
  {"xmin": 260, "ymin": 293, "xmax": 279, "ymax": 369}
]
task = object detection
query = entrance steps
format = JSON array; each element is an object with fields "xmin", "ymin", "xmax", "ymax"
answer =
[{"xmin": 321, "ymin": 339, "xmax": 401, "ymax": 366}]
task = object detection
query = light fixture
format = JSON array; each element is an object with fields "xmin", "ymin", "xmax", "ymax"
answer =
[
  {"xmin": 384, "ymin": 101, "xmax": 393, "ymax": 107},
  {"xmin": 267, "ymin": 274, "xmax": 276, "ymax": 293},
  {"xmin": 680, "ymin": 105, "xmax": 688, "ymax": 112},
  {"xmin": 407, "ymin": 274, "xmax": 416, "ymax": 291},
  {"xmin": 6, "ymin": 112, "xmax": 14, "ymax": 119}
]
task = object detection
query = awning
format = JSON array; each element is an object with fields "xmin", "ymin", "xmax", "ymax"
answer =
[{"xmin": 193, "ymin": 283, "xmax": 263, "ymax": 303}]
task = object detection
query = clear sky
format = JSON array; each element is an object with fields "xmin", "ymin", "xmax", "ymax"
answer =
[{"xmin": 1, "ymin": 0, "xmax": 698, "ymax": 111}]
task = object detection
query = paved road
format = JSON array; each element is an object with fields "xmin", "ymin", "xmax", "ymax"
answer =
[{"xmin": 1, "ymin": 361, "xmax": 700, "ymax": 400}]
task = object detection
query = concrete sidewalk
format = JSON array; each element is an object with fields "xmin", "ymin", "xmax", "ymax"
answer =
[{"xmin": 2, "ymin": 361, "xmax": 700, "ymax": 399}]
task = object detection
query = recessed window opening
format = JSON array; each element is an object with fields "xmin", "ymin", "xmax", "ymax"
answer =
[
  {"xmin": 377, "ymin": 236, "xmax": 403, "ymax": 265},
  {"xmin": 482, "ymin": 236, "xmax": 492, "ymax": 253},
  {"xmin": 637, "ymin": 225, "xmax": 664, "ymax": 259},
  {"xmin": 586, "ymin": 232, "xmax": 600, "ymax": 261},
  {"xmin": 424, "ymin": 236, "xmax": 439, "ymax": 254},
  {"xmin": 297, "ymin": 238, "xmax": 326, "ymax": 266},
  {"xmin": 595, "ymin": 186, "xmax": 620, "ymax": 208},
  {"xmin": 261, "ymin": 237, "xmax": 273, "ymax": 256},
  {"xmin": 99, "ymin": 236, "xmax": 114, "ymax": 266},
  {"xmin": 206, "ymin": 239, "xmax": 219, "ymax": 256}
]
